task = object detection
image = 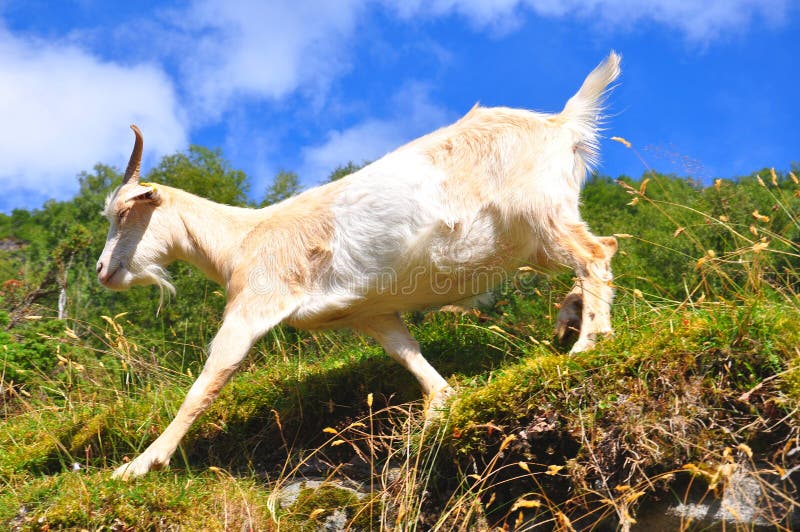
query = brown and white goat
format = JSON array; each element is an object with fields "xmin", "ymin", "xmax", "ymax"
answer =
[{"xmin": 98, "ymin": 52, "xmax": 621, "ymax": 479}]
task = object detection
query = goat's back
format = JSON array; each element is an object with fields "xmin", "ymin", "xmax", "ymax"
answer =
[{"xmin": 285, "ymin": 107, "xmax": 583, "ymax": 327}]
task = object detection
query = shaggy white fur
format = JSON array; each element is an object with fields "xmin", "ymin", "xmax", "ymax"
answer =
[{"xmin": 97, "ymin": 52, "xmax": 622, "ymax": 479}]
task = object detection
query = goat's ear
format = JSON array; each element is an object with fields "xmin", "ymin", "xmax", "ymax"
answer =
[{"xmin": 123, "ymin": 182, "xmax": 162, "ymax": 205}]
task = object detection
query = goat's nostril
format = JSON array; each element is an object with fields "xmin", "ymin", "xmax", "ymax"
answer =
[{"xmin": 96, "ymin": 261, "xmax": 104, "ymax": 275}]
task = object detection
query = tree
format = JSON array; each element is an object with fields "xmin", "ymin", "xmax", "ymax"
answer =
[
  {"xmin": 326, "ymin": 161, "xmax": 367, "ymax": 183},
  {"xmin": 260, "ymin": 170, "xmax": 300, "ymax": 207},
  {"xmin": 147, "ymin": 146, "xmax": 249, "ymax": 206},
  {"xmin": 73, "ymin": 164, "xmax": 119, "ymax": 225}
]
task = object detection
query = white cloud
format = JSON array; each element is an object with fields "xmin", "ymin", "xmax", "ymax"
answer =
[
  {"xmin": 0, "ymin": 27, "xmax": 187, "ymax": 206},
  {"xmin": 173, "ymin": 0, "xmax": 367, "ymax": 119},
  {"xmin": 300, "ymin": 83, "xmax": 454, "ymax": 184},
  {"xmin": 164, "ymin": 0, "xmax": 790, "ymax": 124},
  {"xmin": 389, "ymin": 0, "xmax": 790, "ymax": 42}
]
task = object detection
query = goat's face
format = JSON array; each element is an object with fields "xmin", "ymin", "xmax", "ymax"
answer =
[
  {"xmin": 97, "ymin": 183, "xmax": 172, "ymax": 290},
  {"xmin": 96, "ymin": 126, "xmax": 174, "ymax": 293}
]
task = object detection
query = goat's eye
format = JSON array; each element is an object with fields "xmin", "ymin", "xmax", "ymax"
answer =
[{"xmin": 117, "ymin": 208, "xmax": 130, "ymax": 222}]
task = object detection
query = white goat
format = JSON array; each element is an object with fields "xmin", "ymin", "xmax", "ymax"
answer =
[{"xmin": 98, "ymin": 52, "xmax": 621, "ymax": 479}]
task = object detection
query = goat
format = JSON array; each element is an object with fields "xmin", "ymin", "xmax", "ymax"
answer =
[{"xmin": 98, "ymin": 52, "xmax": 621, "ymax": 479}]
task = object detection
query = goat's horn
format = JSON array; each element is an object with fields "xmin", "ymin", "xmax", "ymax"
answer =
[{"xmin": 122, "ymin": 125, "xmax": 143, "ymax": 185}]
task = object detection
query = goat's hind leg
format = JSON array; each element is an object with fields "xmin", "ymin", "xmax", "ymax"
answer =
[
  {"xmin": 554, "ymin": 235, "xmax": 618, "ymax": 345},
  {"xmin": 552, "ymin": 227, "xmax": 617, "ymax": 353},
  {"xmin": 359, "ymin": 313, "xmax": 453, "ymax": 416}
]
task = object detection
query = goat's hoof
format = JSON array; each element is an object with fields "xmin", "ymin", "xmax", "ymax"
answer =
[
  {"xmin": 424, "ymin": 386, "xmax": 456, "ymax": 421},
  {"xmin": 112, "ymin": 454, "xmax": 169, "ymax": 480},
  {"xmin": 569, "ymin": 337, "xmax": 595, "ymax": 354},
  {"xmin": 569, "ymin": 329, "xmax": 612, "ymax": 354}
]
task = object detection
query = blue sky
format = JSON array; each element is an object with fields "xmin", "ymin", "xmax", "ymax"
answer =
[{"xmin": 0, "ymin": 0, "xmax": 797, "ymax": 212}]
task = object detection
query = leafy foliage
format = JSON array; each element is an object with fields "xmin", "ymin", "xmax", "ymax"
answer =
[
  {"xmin": 148, "ymin": 145, "xmax": 250, "ymax": 206},
  {"xmin": 0, "ymin": 304, "xmax": 65, "ymax": 384},
  {"xmin": 261, "ymin": 170, "xmax": 301, "ymax": 206},
  {"xmin": 326, "ymin": 161, "xmax": 367, "ymax": 182}
]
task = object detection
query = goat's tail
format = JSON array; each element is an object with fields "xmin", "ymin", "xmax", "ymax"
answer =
[{"xmin": 560, "ymin": 51, "xmax": 621, "ymax": 170}]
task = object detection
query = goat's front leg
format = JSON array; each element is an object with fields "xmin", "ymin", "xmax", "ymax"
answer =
[
  {"xmin": 359, "ymin": 313, "xmax": 453, "ymax": 414},
  {"xmin": 113, "ymin": 314, "xmax": 255, "ymax": 480}
]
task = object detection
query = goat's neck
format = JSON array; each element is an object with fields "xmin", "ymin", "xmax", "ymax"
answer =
[{"xmin": 169, "ymin": 190, "xmax": 258, "ymax": 286}]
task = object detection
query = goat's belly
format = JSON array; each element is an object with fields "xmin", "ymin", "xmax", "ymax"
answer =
[
  {"xmin": 387, "ymin": 260, "xmax": 513, "ymax": 303},
  {"xmin": 289, "ymin": 203, "xmax": 542, "ymax": 329},
  {"xmin": 285, "ymin": 248, "xmax": 529, "ymax": 330}
]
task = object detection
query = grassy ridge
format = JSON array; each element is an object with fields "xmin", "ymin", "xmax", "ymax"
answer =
[
  {"xmin": 2, "ymin": 296, "xmax": 798, "ymax": 529},
  {"xmin": 2, "ymin": 167, "xmax": 800, "ymax": 529}
]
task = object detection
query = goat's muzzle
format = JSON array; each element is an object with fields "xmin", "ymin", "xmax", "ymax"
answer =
[{"xmin": 96, "ymin": 261, "xmax": 120, "ymax": 286}]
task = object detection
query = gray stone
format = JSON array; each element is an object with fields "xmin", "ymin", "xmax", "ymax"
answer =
[
  {"xmin": 635, "ymin": 461, "xmax": 799, "ymax": 530},
  {"xmin": 277, "ymin": 478, "xmax": 371, "ymax": 532}
]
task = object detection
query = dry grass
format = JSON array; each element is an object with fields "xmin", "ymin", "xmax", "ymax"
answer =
[{"xmin": 2, "ymin": 145, "xmax": 800, "ymax": 529}]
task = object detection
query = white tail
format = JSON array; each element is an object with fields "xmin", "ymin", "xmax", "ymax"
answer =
[{"xmin": 561, "ymin": 51, "xmax": 621, "ymax": 171}]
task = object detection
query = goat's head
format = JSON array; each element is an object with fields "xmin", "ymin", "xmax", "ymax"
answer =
[{"xmin": 96, "ymin": 126, "xmax": 175, "ymax": 295}]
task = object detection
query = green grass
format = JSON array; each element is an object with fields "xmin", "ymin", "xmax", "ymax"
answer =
[
  {"xmin": 1, "ymin": 470, "xmax": 270, "ymax": 530},
  {"xmin": 2, "ymin": 166, "xmax": 800, "ymax": 529},
  {"xmin": 444, "ymin": 298, "xmax": 800, "ymax": 526},
  {"xmin": 2, "ymin": 293, "xmax": 798, "ymax": 529}
]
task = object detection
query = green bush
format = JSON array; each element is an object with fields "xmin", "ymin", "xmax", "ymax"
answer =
[{"xmin": 0, "ymin": 305, "xmax": 65, "ymax": 385}]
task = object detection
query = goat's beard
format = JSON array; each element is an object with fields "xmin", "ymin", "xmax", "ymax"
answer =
[{"xmin": 142, "ymin": 264, "xmax": 176, "ymax": 313}]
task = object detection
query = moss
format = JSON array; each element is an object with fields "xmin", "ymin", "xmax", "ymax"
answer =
[
  {"xmin": 348, "ymin": 494, "xmax": 383, "ymax": 530},
  {"xmin": 281, "ymin": 483, "xmax": 380, "ymax": 530},
  {"xmin": 2, "ymin": 287, "xmax": 799, "ymax": 529},
  {"xmin": 2, "ymin": 471, "xmax": 271, "ymax": 530},
  {"xmin": 288, "ymin": 483, "xmax": 358, "ymax": 520},
  {"xmin": 281, "ymin": 483, "xmax": 382, "ymax": 530},
  {"xmin": 0, "ymin": 409, "xmax": 88, "ymax": 477},
  {"xmin": 447, "ymin": 298, "xmax": 800, "ymax": 481},
  {"xmin": 784, "ymin": 356, "xmax": 800, "ymax": 407}
]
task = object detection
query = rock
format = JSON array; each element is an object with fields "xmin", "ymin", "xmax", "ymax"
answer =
[
  {"xmin": 322, "ymin": 509, "xmax": 349, "ymax": 532},
  {"xmin": 278, "ymin": 478, "xmax": 366, "ymax": 508},
  {"xmin": 0, "ymin": 237, "xmax": 26, "ymax": 252},
  {"xmin": 635, "ymin": 461, "xmax": 800, "ymax": 530},
  {"xmin": 277, "ymin": 478, "xmax": 373, "ymax": 531}
]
